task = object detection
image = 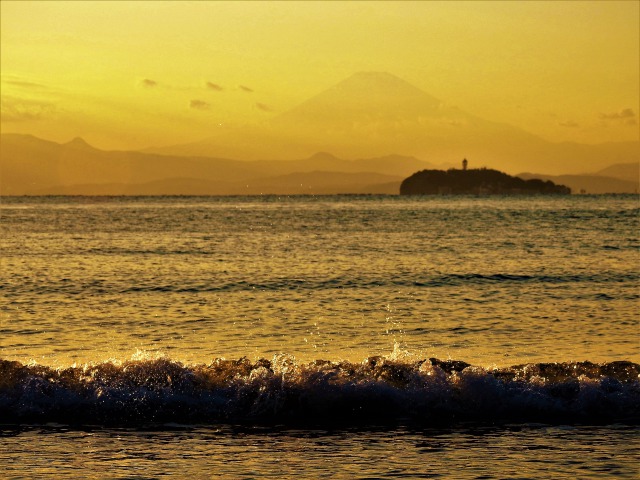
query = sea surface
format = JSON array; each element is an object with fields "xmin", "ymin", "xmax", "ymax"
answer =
[{"xmin": 1, "ymin": 194, "xmax": 639, "ymax": 478}]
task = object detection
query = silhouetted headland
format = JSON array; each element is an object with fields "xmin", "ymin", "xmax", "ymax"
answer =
[{"xmin": 400, "ymin": 165, "xmax": 571, "ymax": 195}]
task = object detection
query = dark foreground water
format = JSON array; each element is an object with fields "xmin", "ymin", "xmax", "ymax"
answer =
[
  {"xmin": 1, "ymin": 195, "xmax": 638, "ymax": 477},
  {"xmin": 2, "ymin": 424, "xmax": 638, "ymax": 479}
]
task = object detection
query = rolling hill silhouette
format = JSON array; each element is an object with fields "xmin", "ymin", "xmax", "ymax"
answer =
[
  {"xmin": 2, "ymin": 132, "xmax": 636, "ymax": 195},
  {"xmin": 0, "ymin": 134, "xmax": 416, "ymax": 195}
]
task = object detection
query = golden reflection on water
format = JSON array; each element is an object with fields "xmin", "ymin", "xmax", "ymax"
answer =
[{"xmin": 1, "ymin": 196, "xmax": 638, "ymax": 368}]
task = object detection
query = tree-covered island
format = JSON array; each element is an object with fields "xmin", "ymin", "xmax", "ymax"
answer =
[{"xmin": 400, "ymin": 161, "xmax": 571, "ymax": 195}]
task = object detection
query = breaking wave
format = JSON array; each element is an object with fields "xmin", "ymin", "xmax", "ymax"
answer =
[{"xmin": 1, "ymin": 356, "xmax": 638, "ymax": 427}]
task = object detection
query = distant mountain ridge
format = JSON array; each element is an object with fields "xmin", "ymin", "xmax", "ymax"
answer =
[
  {"xmin": 0, "ymin": 133, "xmax": 413, "ymax": 195},
  {"xmin": 517, "ymin": 172, "xmax": 638, "ymax": 194},
  {"xmin": 517, "ymin": 161, "xmax": 639, "ymax": 194},
  {"xmin": 1, "ymin": 133, "xmax": 637, "ymax": 195},
  {"xmin": 595, "ymin": 163, "xmax": 639, "ymax": 182}
]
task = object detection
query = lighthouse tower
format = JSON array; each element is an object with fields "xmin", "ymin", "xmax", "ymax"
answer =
[{"xmin": 462, "ymin": 158, "xmax": 468, "ymax": 170}]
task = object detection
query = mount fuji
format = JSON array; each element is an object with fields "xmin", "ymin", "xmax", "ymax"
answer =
[{"xmin": 149, "ymin": 72, "xmax": 639, "ymax": 175}]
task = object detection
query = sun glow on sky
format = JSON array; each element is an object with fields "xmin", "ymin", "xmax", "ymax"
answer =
[{"xmin": 1, "ymin": 0, "xmax": 638, "ymax": 151}]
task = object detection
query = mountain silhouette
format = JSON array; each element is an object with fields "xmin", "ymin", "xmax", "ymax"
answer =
[
  {"xmin": 0, "ymin": 134, "xmax": 421, "ymax": 195},
  {"xmin": 64, "ymin": 137, "xmax": 96, "ymax": 150},
  {"xmin": 149, "ymin": 72, "xmax": 639, "ymax": 174},
  {"xmin": 272, "ymin": 71, "xmax": 443, "ymax": 126},
  {"xmin": 518, "ymin": 171, "xmax": 638, "ymax": 194},
  {"xmin": 2, "ymin": 133, "xmax": 637, "ymax": 195},
  {"xmin": 595, "ymin": 163, "xmax": 639, "ymax": 183}
]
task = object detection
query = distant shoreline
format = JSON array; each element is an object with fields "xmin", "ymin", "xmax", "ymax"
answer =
[{"xmin": 2, "ymin": 193, "xmax": 639, "ymax": 199}]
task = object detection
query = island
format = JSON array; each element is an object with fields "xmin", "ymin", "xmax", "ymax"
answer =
[{"xmin": 400, "ymin": 161, "xmax": 571, "ymax": 195}]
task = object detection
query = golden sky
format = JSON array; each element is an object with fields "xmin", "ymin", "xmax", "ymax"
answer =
[{"xmin": 1, "ymin": 0, "xmax": 638, "ymax": 151}]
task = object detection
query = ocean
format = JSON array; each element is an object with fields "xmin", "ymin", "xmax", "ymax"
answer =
[{"xmin": 1, "ymin": 194, "xmax": 638, "ymax": 478}]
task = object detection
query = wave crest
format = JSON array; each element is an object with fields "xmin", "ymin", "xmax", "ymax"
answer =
[{"xmin": 1, "ymin": 356, "xmax": 638, "ymax": 427}]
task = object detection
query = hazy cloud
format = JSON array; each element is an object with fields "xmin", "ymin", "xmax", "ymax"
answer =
[
  {"xmin": 558, "ymin": 120, "xmax": 579, "ymax": 128},
  {"xmin": 206, "ymin": 82, "xmax": 223, "ymax": 91},
  {"xmin": 140, "ymin": 78, "xmax": 158, "ymax": 88},
  {"xmin": 1, "ymin": 96, "xmax": 56, "ymax": 122},
  {"xmin": 599, "ymin": 108, "xmax": 635, "ymax": 120},
  {"xmin": 239, "ymin": 85, "xmax": 254, "ymax": 93},
  {"xmin": 4, "ymin": 79, "xmax": 49, "ymax": 90},
  {"xmin": 255, "ymin": 102, "xmax": 274, "ymax": 112},
  {"xmin": 190, "ymin": 99, "xmax": 211, "ymax": 111},
  {"xmin": 2, "ymin": 76, "xmax": 57, "ymax": 97}
]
